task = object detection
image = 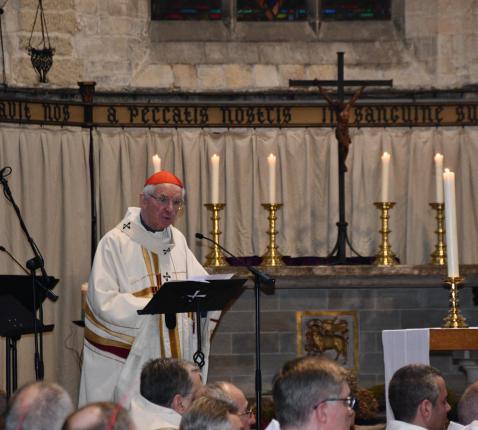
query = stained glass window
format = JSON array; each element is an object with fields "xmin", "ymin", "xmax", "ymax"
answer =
[
  {"xmin": 151, "ymin": 0, "xmax": 222, "ymax": 20},
  {"xmin": 320, "ymin": 0, "xmax": 391, "ymax": 20},
  {"xmin": 237, "ymin": 0, "xmax": 307, "ymax": 21}
]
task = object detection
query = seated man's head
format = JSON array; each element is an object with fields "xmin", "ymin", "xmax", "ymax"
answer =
[
  {"xmin": 457, "ymin": 380, "xmax": 478, "ymax": 425},
  {"xmin": 140, "ymin": 358, "xmax": 200, "ymax": 415},
  {"xmin": 199, "ymin": 382, "xmax": 255, "ymax": 430},
  {"xmin": 5, "ymin": 381, "xmax": 74, "ymax": 430},
  {"xmin": 63, "ymin": 402, "xmax": 135, "ymax": 430},
  {"xmin": 179, "ymin": 397, "xmax": 242, "ymax": 430},
  {"xmin": 272, "ymin": 356, "xmax": 354, "ymax": 430},
  {"xmin": 389, "ymin": 364, "xmax": 450, "ymax": 430}
]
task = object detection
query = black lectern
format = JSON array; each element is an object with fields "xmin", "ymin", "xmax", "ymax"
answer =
[
  {"xmin": 138, "ymin": 278, "xmax": 247, "ymax": 368},
  {"xmin": 0, "ymin": 275, "xmax": 57, "ymax": 398}
]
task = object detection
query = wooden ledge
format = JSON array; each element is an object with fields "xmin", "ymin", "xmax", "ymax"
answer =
[
  {"xmin": 430, "ymin": 328, "xmax": 478, "ymax": 350},
  {"xmin": 210, "ymin": 265, "xmax": 478, "ymax": 289}
]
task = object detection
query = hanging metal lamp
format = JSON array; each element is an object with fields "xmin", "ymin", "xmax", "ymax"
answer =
[{"xmin": 27, "ymin": 0, "xmax": 54, "ymax": 83}]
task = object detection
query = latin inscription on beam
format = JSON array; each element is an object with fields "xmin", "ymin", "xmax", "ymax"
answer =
[{"xmin": 1, "ymin": 100, "xmax": 478, "ymax": 127}]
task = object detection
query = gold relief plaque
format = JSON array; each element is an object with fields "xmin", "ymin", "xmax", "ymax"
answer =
[{"xmin": 296, "ymin": 310, "xmax": 359, "ymax": 371}]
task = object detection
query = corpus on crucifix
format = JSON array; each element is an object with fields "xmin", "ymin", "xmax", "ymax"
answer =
[
  {"xmin": 319, "ymin": 85, "xmax": 365, "ymax": 172},
  {"xmin": 290, "ymin": 52, "xmax": 393, "ymax": 263}
]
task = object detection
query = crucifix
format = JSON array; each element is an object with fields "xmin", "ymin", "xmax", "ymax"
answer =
[{"xmin": 290, "ymin": 52, "xmax": 393, "ymax": 264}]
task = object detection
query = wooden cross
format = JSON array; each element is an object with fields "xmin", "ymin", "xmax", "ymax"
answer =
[{"xmin": 290, "ymin": 52, "xmax": 393, "ymax": 264}]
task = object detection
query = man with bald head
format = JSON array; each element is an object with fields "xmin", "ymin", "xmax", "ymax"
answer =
[
  {"xmin": 5, "ymin": 381, "xmax": 73, "ymax": 430},
  {"xmin": 446, "ymin": 380, "xmax": 478, "ymax": 430},
  {"xmin": 63, "ymin": 402, "xmax": 135, "ymax": 430},
  {"xmin": 79, "ymin": 170, "xmax": 220, "ymax": 406},
  {"xmin": 200, "ymin": 381, "xmax": 255, "ymax": 430},
  {"xmin": 180, "ymin": 397, "xmax": 243, "ymax": 430}
]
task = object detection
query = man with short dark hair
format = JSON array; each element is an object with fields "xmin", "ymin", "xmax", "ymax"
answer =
[
  {"xmin": 129, "ymin": 358, "xmax": 202, "ymax": 430},
  {"xmin": 199, "ymin": 382, "xmax": 255, "ymax": 430},
  {"xmin": 180, "ymin": 397, "xmax": 242, "ymax": 430},
  {"xmin": 387, "ymin": 364, "xmax": 451, "ymax": 430},
  {"xmin": 5, "ymin": 381, "xmax": 74, "ymax": 430},
  {"xmin": 63, "ymin": 401, "xmax": 135, "ymax": 430},
  {"xmin": 272, "ymin": 356, "xmax": 355, "ymax": 430}
]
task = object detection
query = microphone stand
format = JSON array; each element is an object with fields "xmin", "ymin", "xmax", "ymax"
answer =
[
  {"xmin": 196, "ymin": 233, "xmax": 275, "ymax": 427},
  {"xmin": 0, "ymin": 167, "xmax": 58, "ymax": 380}
]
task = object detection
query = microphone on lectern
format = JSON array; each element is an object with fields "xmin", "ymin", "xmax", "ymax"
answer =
[{"xmin": 195, "ymin": 233, "xmax": 275, "ymax": 287}]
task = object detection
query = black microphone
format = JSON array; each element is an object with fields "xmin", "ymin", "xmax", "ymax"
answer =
[
  {"xmin": 195, "ymin": 233, "xmax": 275, "ymax": 287},
  {"xmin": 1, "ymin": 245, "xmax": 29, "ymax": 274},
  {"xmin": 0, "ymin": 166, "xmax": 11, "ymax": 178}
]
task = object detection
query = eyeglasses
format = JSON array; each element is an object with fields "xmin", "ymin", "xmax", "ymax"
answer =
[
  {"xmin": 238, "ymin": 408, "xmax": 254, "ymax": 417},
  {"xmin": 149, "ymin": 194, "xmax": 184, "ymax": 209},
  {"xmin": 316, "ymin": 396, "xmax": 358, "ymax": 410}
]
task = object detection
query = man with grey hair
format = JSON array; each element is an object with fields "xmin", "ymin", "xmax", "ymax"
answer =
[
  {"xmin": 199, "ymin": 382, "xmax": 255, "ymax": 430},
  {"xmin": 272, "ymin": 355, "xmax": 355, "ymax": 430},
  {"xmin": 5, "ymin": 381, "xmax": 74, "ymax": 430},
  {"xmin": 63, "ymin": 401, "xmax": 135, "ymax": 430},
  {"xmin": 387, "ymin": 364, "xmax": 451, "ymax": 430},
  {"xmin": 129, "ymin": 358, "xmax": 203, "ymax": 430},
  {"xmin": 179, "ymin": 397, "xmax": 242, "ymax": 430}
]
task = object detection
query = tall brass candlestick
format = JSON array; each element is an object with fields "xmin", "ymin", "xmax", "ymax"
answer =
[
  {"xmin": 204, "ymin": 203, "xmax": 228, "ymax": 267},
  {"xmin": 260, "ymin": 203, "xmax": 284, "ymax": 267},
  {"xmin": 430, "ymin": 203, "xmax": 447, "ymax": 265},
  {"xmin": 374, "ymin": 202, "xmax": 396, "ymax": 266},
  {"xmin": 442, "ymin": 276, "xmax": 468, "ymax": 328}
]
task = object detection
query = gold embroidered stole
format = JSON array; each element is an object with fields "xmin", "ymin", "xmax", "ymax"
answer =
[{"xmin": 141, "ymin": 246, "xmax": 181, "ymax": 359}]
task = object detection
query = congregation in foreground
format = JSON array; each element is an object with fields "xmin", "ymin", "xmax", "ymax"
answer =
[{"xmin": 1, "ymin": 356, "xmax": 478, "ymax": 430}]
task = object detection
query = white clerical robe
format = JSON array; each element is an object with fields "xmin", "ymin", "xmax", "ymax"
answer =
[
  {"xmin": 129, "ymin": 393, "xmax": 182, "ymax": 430},
  {"xmin": 79, "ymin": 207, "xmax": 220, "ymax": 407},
  {"xmin": 386, "ymin": 420, "xmax": 427, "ymax": 430}
]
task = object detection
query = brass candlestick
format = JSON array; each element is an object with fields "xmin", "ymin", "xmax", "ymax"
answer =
[
  {"xmin": 260, "ymin": 203, "xmax": 284, "ymax": 267},
  {"xmin": 204, "ymin": 203, "xmax": 228, "ymax": 267},
  {"xmin": 430, "ymin": 203, "xmax": 447, "ymax": 265},
  {"xmin": 374, "ymin": 202, "xmax": 397, "ymax": 266},
  {"xmin": 442, "ymin": 276, "xmax": 468, "ymax": 328}
]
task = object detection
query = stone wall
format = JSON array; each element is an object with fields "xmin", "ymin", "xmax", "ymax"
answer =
[
  {"xmin": 207, "ymin": 279, "xmax": 478, "ymax": 398},
  {"xmin": 2, "ymin": 0, "xmax": 477, "ymax": 91}
]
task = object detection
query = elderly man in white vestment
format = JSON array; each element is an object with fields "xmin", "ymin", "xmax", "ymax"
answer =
[{"xmin": 79, "ymin": 170, "xmax": 220, "ymax": 407}]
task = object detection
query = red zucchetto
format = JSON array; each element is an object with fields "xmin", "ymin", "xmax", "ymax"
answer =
[{"xmin": 144, "ymin": 171, "xmax": 184, "ymax": 188}]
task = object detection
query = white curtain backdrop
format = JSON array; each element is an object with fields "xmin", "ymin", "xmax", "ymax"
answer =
[
  {"xmin": 1, "ymin": 124, "xmax": 478, "ymax": 402},
  {"xmin": 0, "ymin": 124, "xmax": 91, "ymax": 401},
  {"xmin": 95, "ymin": 126, "xmax": 478, "ymax": 264}
]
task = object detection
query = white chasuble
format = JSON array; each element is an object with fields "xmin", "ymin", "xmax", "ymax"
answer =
[{"xmin": 79, "ymin": 207, "xmax": 220, "ymax": 407}]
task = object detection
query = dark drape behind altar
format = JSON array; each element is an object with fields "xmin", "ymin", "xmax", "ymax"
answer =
[{"xmin": 1, "ymin": 124, "xmax": 478, "ymax": 401}]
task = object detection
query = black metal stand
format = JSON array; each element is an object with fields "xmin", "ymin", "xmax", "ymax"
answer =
[
  {"xmin": 194, "ymin": 233, "xmax": 275, "ymax": 427},
  {"xmin": 0, "ymin": 291, "xmax": 54, "ymax": 398},
  {"xmin": 327, "ymin": 142, "xmax": 363, "ymax": 263},
  {"xmin": 5, "ymin": 335, "xmax": 19, "ymax": 397},
  {"xmin": 0, "ymin": 166, "xmax": 58, "ymax": 382}
]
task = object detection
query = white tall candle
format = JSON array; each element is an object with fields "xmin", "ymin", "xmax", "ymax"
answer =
[
  {"xmin": 210, "ymin": 154, "xmax": 220, "ymax": 204},
  {"xmin": 152, "ymin": 154, "xmax": 161, "ymax": 173},
  {"xmin": 381, "ymin": 152, "xmax": 391, "ymax": 202},
  {"xmin": 434, "ymin": 153, "xmax": 444, "ymax": 203},
  {"xmin": 267, "ymin": 153, "xmax": 277, "ymax": 204},
  {"xmin": 443, "ymin": 168, "xmax": 459, "ymax": 278}
]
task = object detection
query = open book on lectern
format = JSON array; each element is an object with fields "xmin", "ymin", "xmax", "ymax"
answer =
[{"xmin": 137, "ymin": 275, "xmax": 247, "ymax": 316}]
